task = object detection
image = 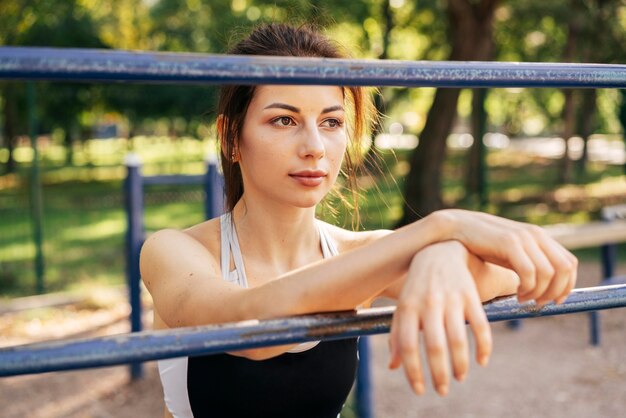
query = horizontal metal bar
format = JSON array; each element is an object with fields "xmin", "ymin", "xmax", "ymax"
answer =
[
  {"xmin": 1, "ymin": 47, "xmax": 626, "ymax": 88},
  {"xmin": 142, "ymin": 174, "xmax": 205, "ymax": 186},
  {"xmin": 1, "ymin": 284, "xmax": 625, "ymax": 377}
]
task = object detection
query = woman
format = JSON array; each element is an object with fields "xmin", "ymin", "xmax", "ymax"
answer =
[{"xmin": 140, "ymin": 23, "xmax": 577, "ymax": 418}]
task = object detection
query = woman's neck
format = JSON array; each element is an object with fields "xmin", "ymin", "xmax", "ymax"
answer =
[{"xmin": 230, "ymin": 196, "xmax": 322, "ymax": 272}]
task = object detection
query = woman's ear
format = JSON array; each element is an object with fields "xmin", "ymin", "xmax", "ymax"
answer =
[{"xmin": 217, "ymin": 114, "xmax": 239, "ymax": 163}]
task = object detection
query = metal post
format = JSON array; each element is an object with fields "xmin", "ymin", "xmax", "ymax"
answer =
[
  {"xmin": 204, "ymin": 154, "xmax": 225, "ymax": 220},
  {"xmin": 600, "ymin": 243, "xmax": 616, "ymax": 280},
  {"xmin": 27, "ymin": 81, "xmax": 45, "ymax": 293},
  {"xmin": 355, "ymin": 336, "xmax": 374, "ymax": 418},
  {"xmin": 476, "ymin": 88, "xmax": 488, "ymax": 210},
  {"xmin": 590, "ymin": 208, "xmax": 619, "ymax": 345},
  {"xmin": 124, "ymin": 153, "xmax": 144, "ymax": 379}
]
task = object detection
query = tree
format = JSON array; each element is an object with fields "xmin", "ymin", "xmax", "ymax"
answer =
[
  {"xmin": 0, "ymin": 0, "xmax": 106, "ymax": 170},
  {"xmin": 400, "ymin": 0, "xmax": 500, "ymax": 224}
]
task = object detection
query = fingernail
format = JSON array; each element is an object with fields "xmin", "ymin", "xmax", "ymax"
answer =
[
  {"xmin": 456, "ymin": 373, "xmax": 467, "ymax": 382},
  {"xmin": 437, "ymin": 384, "xmax": 448, "ymax": 396},
  {"xmin": 413, "ymin": 382, "xmax": 424, "ymax": 395},
  {"xmin": 479, "ymin": 355, "xmax": 489, "ymax": 366}
]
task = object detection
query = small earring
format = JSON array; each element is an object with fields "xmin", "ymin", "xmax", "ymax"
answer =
[{"xmin": 231, "ymin": 149, "xmax": 238, "ymax": 162}]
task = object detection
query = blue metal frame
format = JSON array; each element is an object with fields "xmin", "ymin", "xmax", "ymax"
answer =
[
  {"xmin": 2, "ymin": 47, "xmax": 626, "ymax": 88},
  {"xmin": 1, "ymin": 284, "xmax": 625, "ymax": 377},
  {"xmin": 124, "ymin": 155, "xmax": 144, "ymax": 378},
  {"xmin": 124, "ymin": 154, "xmax": 224, "ymax": 379},
  {"xmin": 4, "ymin": 48, "xmax": 626, "ymax": 417},
  {"xmin": 589, "ymin": 205, "xmax": 626, "ymax": 345}
]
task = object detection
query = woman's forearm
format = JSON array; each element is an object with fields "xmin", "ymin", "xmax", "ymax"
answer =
[{"xmin": 242, "ymin": 212, "xmax": 451, "ymax": 320}]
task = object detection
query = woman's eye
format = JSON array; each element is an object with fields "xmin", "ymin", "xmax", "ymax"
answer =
[
  {"xmin": 272, "ymin": 116, "xmax": 295, "ymax": 127},
  {"xmin": 323, "ymin": 119, "xmax": 343, "ymax": 128}
]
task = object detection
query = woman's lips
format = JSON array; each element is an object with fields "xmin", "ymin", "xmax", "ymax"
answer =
[{"xmin": 289, "ymin": 170, "xmax": 327, "ymax": 187}]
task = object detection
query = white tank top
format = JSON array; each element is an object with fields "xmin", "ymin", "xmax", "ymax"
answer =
[{"xmin": 157, "ymin": 213, "xmax": 340, "ymax": 418}]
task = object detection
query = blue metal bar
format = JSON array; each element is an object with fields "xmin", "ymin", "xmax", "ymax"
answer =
[
  {"xmin": 355, "ymin": 337, "xmax": 374, "ymax": 418},
  {"xmin": 142, "ymin": 174, "xmax": 205, "ymax": 186},
  {"xmin": 1, "ymin": 47, "xmax": 626, "ymax": 88},
  {"xmin": 1, "ymin": 284, "xmax": 625, "ymax": 378},
  {"xmin": 124, "ymin": 154, "xmax": 145, "ymax": 379},
  {"xmin": 205, "ymin": 157, "xmax": 225, "ymax": 220},
  {"xmin": 590, "ymin": 207, "xmax": 622, "ymax": 345}
]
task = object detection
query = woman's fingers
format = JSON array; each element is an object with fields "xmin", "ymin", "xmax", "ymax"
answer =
[
  {"xmin": 388, "ymin": 309, "xmax": 402, "ymax": 370},
  {"xmin": 556, "ymin": 260, "xmax": 578, "ymax": 304},
  {"xmin": 444, "ymin": 210, "xmax": 578, "ymax": 305},
  {"xmin": 395, "ymin": 300, "xmax": 425, "ymax": 394},
  {"xmin": 500, "ymin": 233, "xmax": 537, "ymax": 298},
  {"xmin": 532, "ymin": 232, "xmax": 578, "ymax": 304},
  {"xmin": 422, "ymin": 294, "xmax": 450, "ymax": 396},
  {"xmin": 465, "ymin": 293, "xmax": 492, "ymax": 366},
  {"xmin": 489, "ymin": 225, "xmax": 577, "ymax": 306},
  {"xmin": 517, "ymin": 234, "xmax": 555, "ymax": 303},
  {"xmin": 444, "ymin": 297, "xmax": 469, "ymax": 383}
]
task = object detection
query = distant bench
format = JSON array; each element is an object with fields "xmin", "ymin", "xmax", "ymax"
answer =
[{"xmin": 546, "ymin": 219, "xmax": 626, "ymax": 250}]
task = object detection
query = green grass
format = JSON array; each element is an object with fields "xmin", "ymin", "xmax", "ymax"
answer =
[{"xmin": 1, "ymin": 137, "xmax": 625, "ymax": 296}]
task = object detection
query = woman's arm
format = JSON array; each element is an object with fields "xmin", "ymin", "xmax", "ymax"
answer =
[
  {"xmin": 141, "ymin": 210, "xmax": 576, "ymax": 361},
  {"xmin": 141, "ymin": 214, "xmax": 448, "ymax": 360},
  {"xmin": 140, "ymin": 212, "xmax": 447, "ymax": 329}
]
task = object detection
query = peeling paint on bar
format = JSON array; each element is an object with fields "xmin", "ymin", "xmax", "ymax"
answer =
[
  {"xmin": 1, "ymin": 47, "xmax": 626, "ymax": 88},
  {"xmin": 0, "ymin": 285, "xmax": 625, "ymax": 377}
]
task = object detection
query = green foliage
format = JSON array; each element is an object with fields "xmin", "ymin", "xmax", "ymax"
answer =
[{"xmin": 2, "ymin": 0, "xmax": 626, "ymax": 141}]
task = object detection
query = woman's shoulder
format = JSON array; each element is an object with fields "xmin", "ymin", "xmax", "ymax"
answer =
[
  {"xmin": 142, "ymin": 217, "xmax": 222, "ymax": 261},
  {"xmin": 319, "ymin": 221, "xmax": 393, "ymax": 253}
]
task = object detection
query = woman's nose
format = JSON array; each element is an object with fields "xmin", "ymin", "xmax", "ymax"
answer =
[{"xmin": 298, "ymin": 126, "xmax": 325, "ymax": 159}]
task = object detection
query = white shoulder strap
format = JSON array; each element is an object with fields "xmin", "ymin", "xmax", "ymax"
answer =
[{"xmin": 220, "ymin": 213, "xmax": 249, "ymax": 288}]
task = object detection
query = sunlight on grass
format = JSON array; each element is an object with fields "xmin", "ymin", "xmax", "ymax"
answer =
[
  {"xmin": 0, "ymin": 242, "xmax": 35, "ymax": 262},
  {"xmin": 58, "ymin": 219, "xmax": 126, "ymax": 241}
]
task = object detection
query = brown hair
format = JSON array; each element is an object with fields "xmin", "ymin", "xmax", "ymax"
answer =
[{"xmin": 217, "ymin": 23, "xmax": 375, "ymax": 226}]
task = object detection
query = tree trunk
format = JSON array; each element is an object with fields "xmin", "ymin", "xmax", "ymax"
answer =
[
  {"xmin": 364, "ymin": 0, "xmax": 393, "ymax": 173},
  {"xmin": 619, "ymin": 90, "xmax": 626, "ymax": 175},
  {"xmin": 558, "ymin": 5, "xmax": 580, "ymax": 184},
  {"xmin": 465, "ymin": 88, "xmax": 488, "ymax": 206},
  {"xmin": 575, "ymin": 89, "xmax": 596, "ymax": 180},
  {"xmin": 559, "ymin": 89, "xmax": 577, "ymax": 183},
  {"xmin": 2, "ymin": 85, "xmax": 18, "ymax": 175},
  {"xmin": 64, "ymin": 122, "xmax": 77, "ymax": 166},
  {"xmin": 399, "ymin": 0, "xmax": 499, "ymax": 224}
]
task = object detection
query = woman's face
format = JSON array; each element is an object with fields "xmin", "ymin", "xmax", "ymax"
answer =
[{"xmin": 237, "ymin": 85, "xmax": 347, "ymax": 209}]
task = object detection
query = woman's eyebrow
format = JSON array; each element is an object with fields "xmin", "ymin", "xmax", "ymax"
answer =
[
  {"xmin": 321, "ymin": 105, "xmax": 344, "ymax": 114},
  {"xmin": 263, "ymin": 103, "xmax": 344, "ymax": 114},
  {"xmin": 264, "ymin": 103, "xmax": 300, "ymax": 112}
]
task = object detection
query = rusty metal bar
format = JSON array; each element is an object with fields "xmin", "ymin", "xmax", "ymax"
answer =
[
  {"xmin": 1, "ymin": 47, "xmax": 626, "ymax": 88},
  {"xmin": 0, "ymin": 284, "xmax": 625, "ymax": 377}
]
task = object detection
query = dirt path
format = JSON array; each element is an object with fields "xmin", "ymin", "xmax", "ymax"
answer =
[{"xmin": 1, "ymin": 262, "xmax": 625, "ymax": 417}]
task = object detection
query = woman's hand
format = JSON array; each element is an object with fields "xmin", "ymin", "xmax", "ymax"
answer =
[
  {"xmin": 433, "ymin": 209, "xmax": 578, "ymax": 306},
  {"xmin": 388, "ymin": 241, "xmax": 491, "ymax": 396}
]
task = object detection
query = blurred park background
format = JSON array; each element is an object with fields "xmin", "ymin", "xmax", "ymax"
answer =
[
  {"xmin": 1, "ymin": 1, "xmax": 626, "ymax": 309},
  {"xmin": 2, "ymin": 1, "xmax": 626, "ymax": 417}
]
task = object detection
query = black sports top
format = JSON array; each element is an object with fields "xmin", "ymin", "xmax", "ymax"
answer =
[
  {"xmin": 188, "ymin": 338, "xmax": 358, "ymax": 418},
  {"xmin": 157, "ymin": 214, "xmax": 359, "ymax": 417}
]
